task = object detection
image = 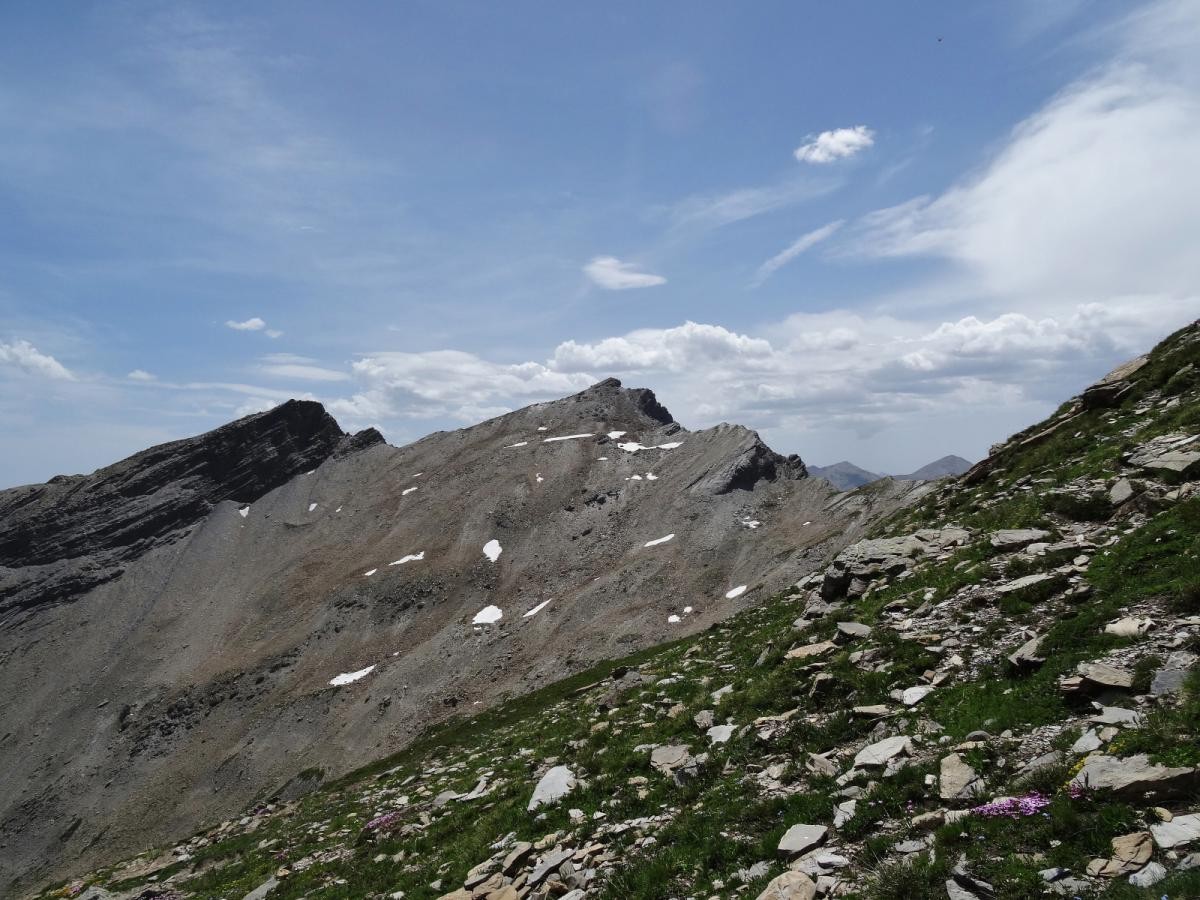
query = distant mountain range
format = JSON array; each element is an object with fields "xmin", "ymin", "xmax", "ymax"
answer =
[{"xmin": 808, "ymin": 454, "xmax": 973, "ymax": 491}]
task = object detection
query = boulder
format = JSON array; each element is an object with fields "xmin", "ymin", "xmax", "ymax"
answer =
[
  {"xmin": 754, "ymin": 871, "xmax": 817, "ymax": 900},
  {"xmin": 939, "ymin": 753, "xmax": 985, "ymax": 801},
  {"xmin": 777, "ymin": 823, "xmax": 828, "ymax": 859},
  {"xmin": 1071, "ymin": 754, "xmax": 1198, "ymax": 800},
  {"xmin": 1104, "ymin": 617, "xmax": 1153, "ymax": 637},
  {"xmin": 527, "ymin": 765, "xmax": 577, "ymax": 812},
  {"xmin": 1109, "ymin": 478, "xmax": 1136, "ymax": 505},
  {"xmin": 707, "ymin": 724, "xmax": 735, "ymax": 745},
  {"xmin": 835, "ymin": 621, "xmax": 872, "ymax": 641},
  {"xmin": 1151, "ymin": 651, "xmax": 1198, "ymax": 697}
]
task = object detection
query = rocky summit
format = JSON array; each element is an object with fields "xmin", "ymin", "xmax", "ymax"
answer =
[{"xmin": 7, "ymin": 322, "xmax": 1200, "ymax": 900}]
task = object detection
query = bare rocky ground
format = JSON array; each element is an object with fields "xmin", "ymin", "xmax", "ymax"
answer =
[
  {"xmin": 25, "ymin": 320, "xmax": 1200, "ymax": 900},
  {"xmin": 0, "ymin": 379, "xmax": 928, "ymax": 897}
]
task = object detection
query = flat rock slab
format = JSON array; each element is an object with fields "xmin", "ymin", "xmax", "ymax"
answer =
[
  {"xmin": 650, "ymin": 744, "xmax": 693, "ymax": 773},
  {"xmin": 527, "ymin": 765, "xmax": 577, "ymax": 811},
  {"xmin": 786, "ymin": 640, "xmax": 836, "ymax": 661},
  {"xmin": 990, "ymin": 528, "xmax": 1051, "ymax": 549},
  {"xmin": 1071, "ymin": 754, "xmax": 1197, "ymax": 800},
  {"xmin": 707, "ymin": 724, "xmax": 735, "ymax": 745},
  {"xmin": 1076, "ymin": 662, "xmax": 1134, "ymax": 689},
  {"xmin": 1151, "ymin": 813, "xmax": 1200, "ymax": 849},
  {"xmin": 243, "ymin": 877, "xmax": 279, "ymax": 900},
  {"xmin": 777, "ymin": 823, "xmax": 828, "ymax": 859},
  {"xmin": 854, "ymin": 735, "xmax": 913, "ymax": 768}
]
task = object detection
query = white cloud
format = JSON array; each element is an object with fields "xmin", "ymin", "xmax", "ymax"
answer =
[
  {"xmin": 257, "ymin": 354, "xmax": 348, "ymax": 382},
  {"xmin": 127, "ymin": 369, "xmax": 156, "ymax": 381},
  {"xmin": 851, "ymin": 2, "xmax": 1200, "ymax": 307},
  {"xmin": 794, "ymin": 126, "xmax": 875, "ymax": 164},
  {"xmin": 751, "ymin": 220, "xmax": 844, "ymax": 286},
  {"xmin": 226, "ymin": 317, "xmax": 266, "ymax": 332},
  {"xmin": 552, "ymin": 321, "xmax": 772, "ymax": 372},
  {"xmin": 0, "ymin": 339, "xmax": 75, "ymax": 380},
  {"xmin": 329, "ymin": 350, "xmax": 595, "ymax": 426},
  {"xmin": 583, "ymin": 256, "xmax": 667, "ymax": 290},
  {"xmin": 266, "ymin": 329, "xmax": 284, "ymax": 339},
  {"xmin": 666, "ymin": 178, "xmax": 839, "ymax": 232}
]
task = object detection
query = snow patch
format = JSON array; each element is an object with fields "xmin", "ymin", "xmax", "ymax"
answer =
[
  {"xmin": 741, "ymin": 518, "xmax": 761, "ymax": 529},
  {"xmin": 308, "ymin": 503, "xmax": 318, "ymax": 512},
  {"xmin": 237, "ymin": 506, "xmax": 250, "ymax": 518},
  {"xmin": 628, "ymin": 475, "xmax": 642, "ymax": 481},
  {"xmin": 645, "ymin": 472, "xmax": 658, "ymax": 481},
  {"xmin": 725, "ymin": 585, "xmax": 747, "ymax": 599},
  {"xmin": 505, "ymin": 441, "xmax": 529, "ymax": 448},
  {"xmin": 473, "ymin": 605, "xmax": 503, "ymax": 625},
  {"xmin": 542, "ymin": 433, "xmax": 594, "ymax": 443},
  {"xmin": 389, "ymin": 552, "xmax": 424, "ymax": 566},
  {"xmin": 364, "ymin": 569, "xmax": 377, "ymax": 577},
  {"xmin": 683, "ymin": 605, "xmax": 693, "ymax": 614},
  {"xmin": 483, "ymin": 539, "xmax": 503, "ymax": 562},
  {"xmin": 536, "ymin": 473, "xmax": 544, "ymax": 483},
  {"xmin": 667, "ymin": 614, "xmax": 681, "ymax": 624},
  {"xmin": 402, "ymin": 486, "xmax": 418, "ymax": 495},
  {"xmin": 644, "ymin": 533, "xmax": 675, "ymax": 548},
  {"xmin": 537, "ymin": 426, "xmax": 547, "ymax": 431},
  {"xmin": 616, "ymin": 441, "xmax": 683, "ymax": 453},
  {"xmin": 329, "ymin": 665, "xmax": 375, "ymax": 686},
  {"xmin": 597, "ymin": 456, "xmax": 608, "ymax": 461},
  {"xmin": 523, "ymin": 599, "xmax": 552, "ymax": 618},
  {"xmin": 606, "ymin": 430, "xmax": 626, "ymax": 439}
]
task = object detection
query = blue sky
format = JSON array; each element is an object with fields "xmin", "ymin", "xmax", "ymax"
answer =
[{"xmin": 3, "ymin": 0, "xmax": 1200, "ymax": 488}]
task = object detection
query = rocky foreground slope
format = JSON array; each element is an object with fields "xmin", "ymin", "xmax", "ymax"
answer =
[
  {"xmin": 0, "ymin": 379, "xmax": 928, "ymax": 897},
  {"xmin": 32, "ymin": 320, "xmax": 1200, "ymax": 900}
]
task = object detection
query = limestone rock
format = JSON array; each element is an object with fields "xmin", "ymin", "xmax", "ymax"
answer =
[
  {"xmin": 1071, "ymin": 754, "xmax": 1198, "ymax": 800},
  {"xmin": 1150, "ymin": 813, "xmax": 1200, "ymax": 849},
  {"xmin": 777, "ymin": 823, "xmax": 828, "ymax": 859},
  {"xmin": 939, "ymin": 753, "xmax": 984, "ymax": 801},
  {"xmin": 528, "ymin": 765, "xmax": 577, "ymax": 812},
  {"xmin": 854, "ymin": 735, "xmax": 913, "ymax": 768},
  {"xmin": 754, "ymin": 870, "xmax": 817, "ymax": 900},
  {"xmin": 990, "ymin": 528, "xmax": 1050, "ymax": 550}
]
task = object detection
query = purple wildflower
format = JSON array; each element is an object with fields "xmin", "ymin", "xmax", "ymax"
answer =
[
  {"xmin": 366, "ymin": 810, "xmax": 403, "ymax": 832},
  {"xmin": 969, "ymin": 792, "xmax": 1051, "ymax": 819}
]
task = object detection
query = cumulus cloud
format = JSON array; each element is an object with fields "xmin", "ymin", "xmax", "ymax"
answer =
[
  {"xmin": 328, "ymin": 350, "xmax": 595, "ymax": 426},
  {"xmin": 583, "ymin": 256, "xmax": 667, "ymax": 290},
  {"xmin": 551, "ymin": 321, "xmax": 772, "ymax": 373},
  {"xmin": 127, "ymin": 369, "xmax": 156, "ymax": 381},
  {"xmin": 794, "ymin": 126, "xmax": 875, "ymax": 164},
  {"xmin": 226, "ymin": 317, "xmax": 267, "ymax": 331},
  {"xmin": 751, "ymin": 220, "xmax": 844, "ymax": 286},
  {"xmin": 0, "ymin": 339, "xmax": 75, "ymax": 380}
]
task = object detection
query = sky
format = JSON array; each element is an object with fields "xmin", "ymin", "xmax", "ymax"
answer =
[{"xmin": 3, "ymin": 0, "xmax": 1200, "ymax": 488}]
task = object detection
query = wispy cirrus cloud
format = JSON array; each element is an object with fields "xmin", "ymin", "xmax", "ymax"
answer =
[{"xmin": 750, "ymin": 219, "xmax": 844, "ymax": 287}]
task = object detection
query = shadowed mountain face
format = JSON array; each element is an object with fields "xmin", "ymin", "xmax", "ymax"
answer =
[
  {"xmin": 807, "ymin": 461, "xmax": 882, "ymax": 491},
  {"xmin": 0, "ymin": 379, "xmax": 927, "ymax": 895}
]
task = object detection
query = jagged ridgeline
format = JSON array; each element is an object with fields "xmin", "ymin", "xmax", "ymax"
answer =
[{"xmin": 13, "ymin": 321, "xmax": 1200, "ymax": 900}]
